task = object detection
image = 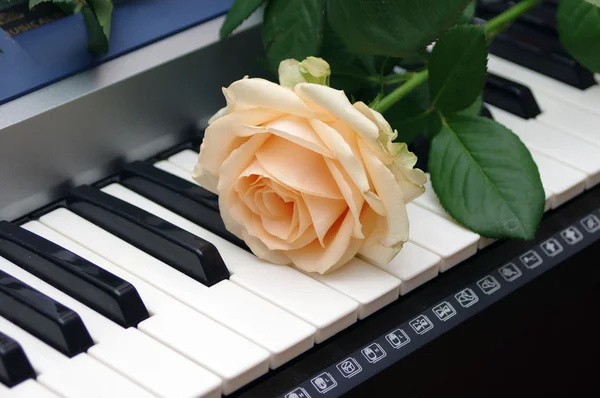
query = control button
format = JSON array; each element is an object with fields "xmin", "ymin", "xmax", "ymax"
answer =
[
  {"xmin": 409, "ymin": 315, "xmax": 434, "ymax": 335},
  {"xmin": 432, "ymin": 301, "xmax": 456, "ymax": 322},
  {"xmin": 541, "ymin": 238, "xmax": 563, "ymax": 257},
  {"xmin": 561, "ymin": 226, "xmax": 583, "ymax": 245},
  {"xmin": 520, "ymin": 250, "xmax": 543, "ymax": 269},
  {"xmin": 581, "ymin": 214, "xmax": 600, "ymax": 233},
  {"xmin": 311, "ymin": 372, "xmax": 337, "ymax": 394},
  {"xmin": 499, "ymin": 263, "xmax": 522, "ymax": 282},
  {"xmin": 286, "ymin": 387, "xmax": 311, "ymax": 398},
  {"xmin": 361, "ymin": 343, "xmax": 386, "ymax": 364},
  {"xmin": 336, "ymin": 357, "xmax": 361, "ymax": 378},
  {"xmin": 455, "ymin": 288, "xmax": 479, "ymax": 308},
  {"xmin": 477, "ymin": 275, "xmax": 501, "ymax": 295},
  {"xmin": 385, "ymin": 329, "xmax": 410, "ymax": 349}
]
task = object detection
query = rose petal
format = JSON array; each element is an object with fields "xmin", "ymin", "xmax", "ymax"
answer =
[
  {"xmin": 309, "ymin": 119, "xmax": 370, "ymax": 194},
  {"xmin": 255, "ymin": 136, "xmax": 343, "ymax": 199},
  {"xmin": 258, "ymin": 115, "xmax": 333, "ymax": 158},
  {"xmin": 358, "ymin": 138, "xmax": 409, "ymax": 248},
  {"xmin": 241, "ymin": 230, "xmax": 291, "ymax": 265},
  {"xmin": 324, "ymin": 158, "xmax": 365, "ymax": 239},
  {"xmin": 295, "ymin": 83, "xmax": 379, "ymax": 141},
  {"xmin": 302, "ymin": 193, "xmax": 347, "ymax": 246},
  {"xmin": 225, "ymin": 78, "xmax": 318, "ymax": 118}
]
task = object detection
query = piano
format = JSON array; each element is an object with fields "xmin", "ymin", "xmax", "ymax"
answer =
[{"xmin": 0, "ymin": 1, "xmax": 598, "ymax": 397}]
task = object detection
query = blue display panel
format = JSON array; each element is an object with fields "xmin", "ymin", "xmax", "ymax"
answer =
[{"xmin": 0, "ymin": 0, "xmax": 233, "ymax": 105}]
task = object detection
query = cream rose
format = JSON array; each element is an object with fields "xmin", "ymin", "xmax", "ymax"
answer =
[{"xmin": 193, "ymin": 58, "xmax": 426, "ymax": 274}]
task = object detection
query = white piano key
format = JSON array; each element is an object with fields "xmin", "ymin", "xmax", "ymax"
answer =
[
  {"xmin": 38, "ymin": 208, "xmax": 305, "ymax": 373},
  {"xmin": 0, "ymin": 316, "xmax": 69, "ymax": 374},
  {"xmin": 487, "ymin": 54, "xmax": 600, "ymax": 117},
  {"xmin": 297, "ymin": 257, "xmax": 400, "ymax": 319},
  {"xmin": 0, "ymin": 252, "xmax": 221, "ymax": 398},
  {"xmin": 0, "ymin": 383, "xmax": 7, "ymax": 394},
  {"xmin": 373, "ymin": 242, "xmax": 441, "ymax": 295},
  {"xmin": 23, "ymin": 220, "xmax": 273, "ymax": 385},
  {"xmin": 138, "ymin": 311, "xmax": 267, "ymax": 395},
  {"xmin": 89, "ymin": 328, "xmax": 222, "ymax": 398},
  {"xmin": 489, "ymin": 106, "xmax": 600, "ymax": 188},
  {"xmin": 406, "ymin": 204, "xmax": 479, "ymax": 272},
  {"xmin": 38, "ymin": 354, "xmax": 155, "ymax": 398},
  {"xmin": 101, "ymin": 184, "xmax": 359, "ymax": 343},
  {"xmin": 154, "ymin": 160, "xmax": 198, "ymax": 183},
  {"xmin": 4, "ymin": 380, "xmax": 60, "ymax": 398},
  {"xmin": 534, "ymin": 93, "xmax": 600, "ymax": 147},
  {"xmin": 167, "ymin": 149, "xmax": 199, "ymax": 173}
]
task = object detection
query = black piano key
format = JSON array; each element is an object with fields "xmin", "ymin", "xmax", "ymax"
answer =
[
  {"xmin": 0, "ymin": 221, "xmax": 149, "ymax": 328},
  {"xmin": 118, "ymin": 164, "xmax": 249, "ymax": 250},
  {"xmin": 475, "ymin": 16, "xmax": 596, "ymax": 89},
  {"xmin": 0, "ymin": 331, "xmax": 35, "ymax": 387},
  {"xmin": 483, "ymin": 73, "xmax": 541, "ymax": 119},
  {"xmin": 0, "ymin": 270, "xmax": 93, "ymax": 357},
  {"xmin": 122, "ymin": 161, "xmax": 219, "ymax": 211},
  {"xmin": 66, "ymin": 186, "xmax": 230, "ymax": 287},
  {"xmin": 477, "ymin": 0, "xmax": 559, "ymax": 37}
]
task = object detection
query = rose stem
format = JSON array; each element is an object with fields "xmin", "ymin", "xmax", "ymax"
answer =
[{"xmin": 371, "ymin": 0, "xmax": 543, "ymax": 114}]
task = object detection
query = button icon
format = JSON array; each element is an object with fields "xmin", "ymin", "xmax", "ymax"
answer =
[
  {"xmin": 336, "ymin": 357, "xmax": 362, "ymax": 378},
  {"xmin": 541, "ymin": 238, "xmax": 563, "ymax": 257},
  {"xmin": 361, "ymin": 343, "xmax": 386, "ymax": 364},
  {"xmin": 311, "ymin": 372, "xmax": 337, "ymax": 394},
  {"xmin": 409, "ymin": 315, "xmax": 434, "ymax": 335},
  {"xmin": 499, "ymin": 263, "xmax": 522, "ymax": 282},
  {"xmin": 286, "ymin": 387, "xmax": 311, "ymax": 398},
  {"xmin": 455, "ymin": 288, "xmax": 479, "ymax": 308},
  {"xmin": 519, "ymin": 250, "xmax": 543, "ymax": 269},
  {"xmin": 385, "ymin": 329, "xmax": 410, "ymax": 349},
  {"xmin": 581, "ymin": 214, "xmax": 600, "ymax": 233},
  {"xmin": 561, "ymin": 226, "xmax": 583, "ymax": 245},
  {"xmin": 432, "ymin": 301, "xmax": 456, "ymax": 322},
  {"xmin": 477, "ymin": 275, "xmax": 501, "ymax": 295}
]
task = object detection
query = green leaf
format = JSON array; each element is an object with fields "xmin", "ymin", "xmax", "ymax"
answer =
[
  {"xmin": 220, "ymin": 0, "xmax": 264, "ymax": 39},
  {"xmin": 383, "ymin": 82, "xmax": 431, "ymax": 144},
  {"xmin": 459, "ymin": 1, "xmax": 476, "ymax": 24},
  {"xmin": 326, "ymin": 0, "xmax": 471, "ymax": 57},
  {"xmin": 80, "ymin": 0, "xmax": 113, "ymax": 55},
  {"xmin": 429, "ymin": 114, "xmax": 545, "ymax": 240},
  {"xmin": 457, "ymin": 94, "xmax": 483, "ymax": 116},
  {"xmin": 429, "ymin": 25, "xmax": 487, "ymax": 114},
  {"xmin": 262, "ymin": 0, "xmax": 323, "ymax": 72},
  {"xmin": 558, "ymin": 0, "xmax": 600, "ymax": 73}
]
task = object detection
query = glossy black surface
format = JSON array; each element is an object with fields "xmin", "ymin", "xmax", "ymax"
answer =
[
  {"xmin": 0, "ymin": 221, "xmax": 149, "ymax": 328},
  {"xmin": 66, "ymin": 185, "xmax": 230, "ymax": 287},
  {"xmin": 122, "ymin": 161, "xmax": 219, "ymax": 211},
  {"xmin": 118, "ymin": 166, "xmax": 249, "ymax": 251},
  {"xmin": 0, "ymin": 270, "xmax": 93, "ymax": 357},
  {"xmin": 475, "ymin": 2, "xmax": 596, "ymax": 89},
  {"xmin": 484, "ymin": 73, "xmax": 541, "ymax": 119},
  {"xmin": 0, "ymin": 330, "xmax": 35, "ymax": 387}
]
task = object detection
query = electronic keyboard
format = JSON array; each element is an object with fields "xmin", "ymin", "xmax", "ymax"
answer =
[{"xmin": 0, "ymin": 1, "xmax": 599, "ymax": 397}]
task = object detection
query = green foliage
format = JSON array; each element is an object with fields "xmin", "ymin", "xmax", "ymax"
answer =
[
  {"xmin": 325, "ymin": 0, "xmax": 471, "ymax": 57},
  {"xmin": 429, "ymin": 25, "xmax": 488, "ymax": 113},
  {"xmin": 262, "ymin": 0, "xmax": 323, "ymax": 72},
  {"xmin": 219, "ymin": 0, "xmax": 264, "ymax": 39},
  {"xmin": 30, "ymin": 0, "xmax": 112, "ymax": 55},
  {"xmin": 459, "ymin": 1, "xmax": 477, "ymax": 24},
  {"xmin": 429, "ymin": 115, "xmax": 545, "ymax": 239},
  {"xmin": 558, "ymin": 0, "xmax": 600, "ymax": 73}
]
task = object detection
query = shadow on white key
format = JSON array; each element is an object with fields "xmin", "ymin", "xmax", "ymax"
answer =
[
  {"xmin": 101, "ymin": 183, "xmax": 359, "ymax": 343},
  {"xmin": 373, "ymin": 242, "xmax": 441, "ymax": 296},
  {"xmin": 406, "ymin": 204, "xmax": 479, "ymax": 272},
  {"xmin": 4, "ymin": 380, "xmax": 60, "ymax": 398},
  {"xmin": 0, "ymin": 254, "xmax": 222, "ymax": 398},
  {"xmin": 168, "ymin": 149, "xmax": 199, "ymax": 173},
  {"xmin": 489, "ymin": 105, "xmax": 600, "ymax": 189}
]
